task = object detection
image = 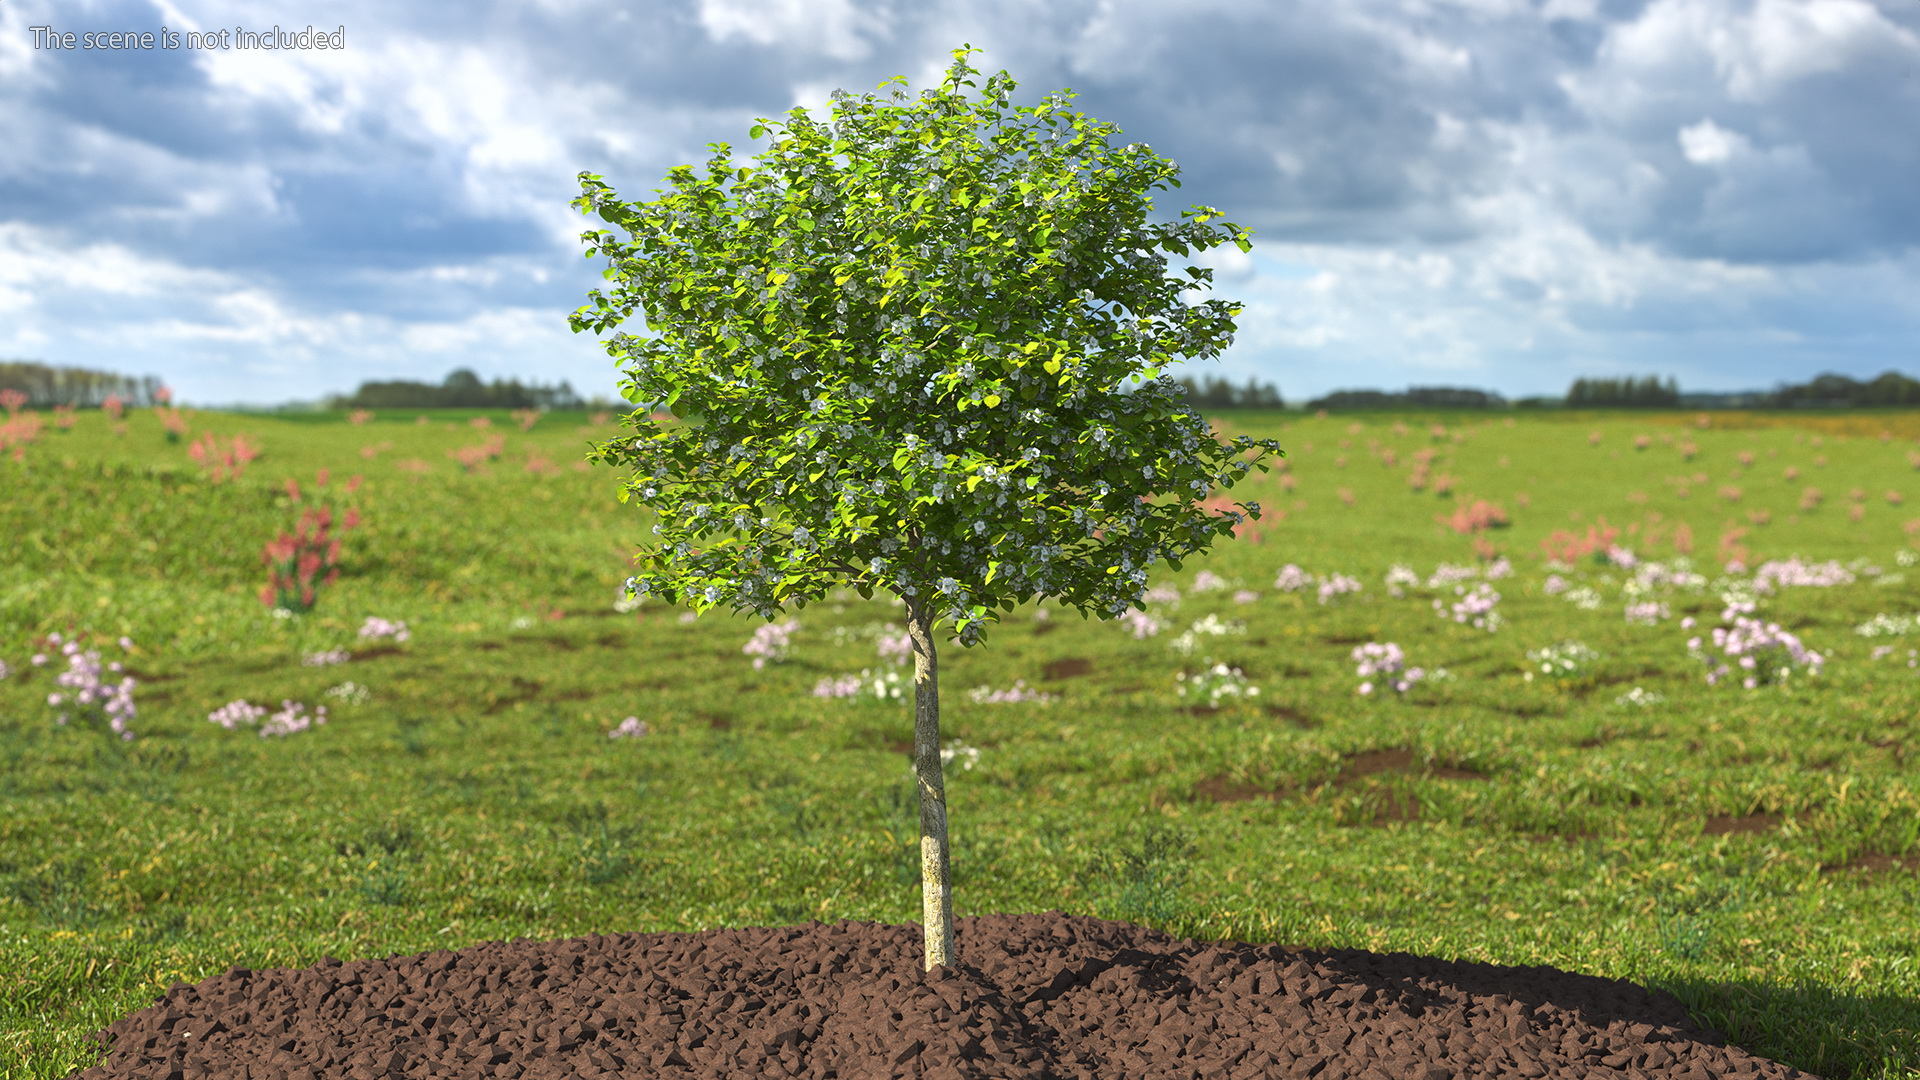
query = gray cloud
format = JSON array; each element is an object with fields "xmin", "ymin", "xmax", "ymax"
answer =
[{"xmin": 0, "ymin": 0, "xmax": 1914, "ymax": 403}]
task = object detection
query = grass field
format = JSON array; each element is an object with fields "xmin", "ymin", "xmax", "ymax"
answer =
[{"xmin": 3, "ymin": 404, "xmax": 1919, "ymax": 1078}]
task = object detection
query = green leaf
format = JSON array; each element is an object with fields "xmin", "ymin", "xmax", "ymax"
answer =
[{"xmin": 567, "ymin": 55, "xmax": 1267, "ymax": 642}]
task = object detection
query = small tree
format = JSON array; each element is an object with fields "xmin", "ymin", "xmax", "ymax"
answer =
[{"xmin": 571, "ymin": 47, "xmax": 1280, "ymax": 969}]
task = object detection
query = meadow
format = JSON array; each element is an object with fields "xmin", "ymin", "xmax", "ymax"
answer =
[{"xmin": 2, "ymin": 403, "xmax": 1918, "ymax": 1078}]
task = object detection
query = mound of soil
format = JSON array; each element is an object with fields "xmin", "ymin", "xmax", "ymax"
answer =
[{"xmin": 68, "ymin": 912, "xmax": 1810, "ymax": 1080}]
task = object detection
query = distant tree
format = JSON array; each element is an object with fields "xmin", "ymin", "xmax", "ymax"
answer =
[
  {"xmin": 1405, "ymin": 387, "xmax": 1503, "ymax": 409},
  {"xmin": 1173, "ymin": 374, "xmax": 1283, "ymax": 410},
  {"xmin": 1858, "ymin": 372, "xmax": 1920, "ymax": 407},
  {"xmin": 440, "ymin": 368, "xmax": 488, "ymax": 407},
  {"xmin": 1304, "ymin": 387, "xmax": 1502, "ymax": 411},
  {"xmin": 0, "ymin": 361, "xmax": 163, "ymax": 408},
  {"xmin": 1565, "ymin": 376, "xmax": 1679, "ymax": 408},
  {"xmin": 570, "ymin": 48, "xmax": 1279, "ymax": 970},
  {"xmin": 1307, "ymin": 389, "xmax": 1397, "ymax": 410},
  {"xmin": 1767, "ymin": 371, "xmax": 1920, "ymax": 409},
  {"xmin": 334, "ymin": 369, "xmax": 583, "ymax": 410}
]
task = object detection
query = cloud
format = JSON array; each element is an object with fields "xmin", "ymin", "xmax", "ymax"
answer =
[
  {"xmin": 696, "ymin": 0, "xmax": 890, "ymax": 61},
  {"xmin": 0, "ymin": 0, "xmax": 1914, "ymax": 404},
  {"xmin": 1678, "ymin": 118, "xmax": 1749, "ymax": 165}
]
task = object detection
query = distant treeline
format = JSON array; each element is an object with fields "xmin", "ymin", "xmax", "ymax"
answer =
[
  {"xmin": 1566, "ymin": 376, "xmax": 1678, "ymax": 408},
  {"xmin": 1172, "ymin": 375, "xmax": 1284, "ymax": 409},
  {"xmin": 1307, "ymin": 387, "xmax": 1505, "ymax": 410},
  {"xmin": 0, "ymin": 361, "xmax": 164, "ymax": 407},
  {"xmin": 1550, "ymin": 371, "xmax": 1920, "ymax": 410},
  {"xmin": 1769, "ymin": 371, "xmax": 1920, "ymax": 408},
  {"xmin": 1300, "ymin": 370, "xmax": 1920, "ymax": 412},
  {"xmin": 330, "ymin": 369, "xmax": 585, "ymax": 411}
]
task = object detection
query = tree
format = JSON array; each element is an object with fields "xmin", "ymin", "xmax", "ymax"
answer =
[
  {"xmin": 330, "ymin": 369, "xmax": 586, "ymax": 410},
  {"xmin": 569, "ymin": 47, "xmax": 1281, "ymax": 970},
  {"xmin": 0, "ymin": 361, "xmax": 163, "ymax": 408},
  {"xmin": 1565, "ymin": 375, "xmax": 1679, "ymax": 408},
  {"xmin": 1174, "ymin": 374, "xmax": 1284, "ymax": 410}
]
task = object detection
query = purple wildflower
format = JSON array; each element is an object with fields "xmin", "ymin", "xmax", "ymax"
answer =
[
  {"xmin": 742, "ymin": 619, "xmax": 800, "ymax": 669},
  {"xmin": 1624, "ymin": 601, "xmax": 1669, "ymax": 626},
  {"xmin": 50, "ymin": 638, "xmax": 138, "ymax": 740},
  {"xmin": 1437, "ymin": 583, "xmax": 1502, "ymax": 631},
  {"xmin": 968, "ymin": 680, "xmax": 1056, "ymax": 704},
  {"xmin": 608, "ymin": 716, "xmax": 649, "ymax": 739},
  {"xmin": 358, "ymin": 616, "xmax": 412, "ymax": 643},
  {"xmin": 876, "ymin": 626, "xmax": 912, "ymax": 667},
  {"xmin": 1318, "ymin": 574, "xmax": 1363, "ymax": 605},
  {"xmin": 209, "ymin": 700, "xmax": 269, "ymax": 729},
  {"xmin": 259, "ymin": 700, "xmax": 328, "ymax": 738},
  {"xmin": 1753, "ymin": 558, "xmax": 1855, "ymax": 592},
  {"xmin": 812, "ymin": 674, "xmax": 864, "ymax": 698},
  {"xmin": 1353, "ymin": 642, "xmax": 1425, "ymax": 694},
  {"xmin": 1690, "ymin": 615, "xmax": 1824, "ymax": 687},
  {"xmin": 1273, "ymin": 565, "xmax": 1311, "ymax": 592}
]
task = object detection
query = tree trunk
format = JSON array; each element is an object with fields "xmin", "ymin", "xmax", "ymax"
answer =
[{"xmin": 904, "ymin": 594, "xmax": 955, "ymax": 970}]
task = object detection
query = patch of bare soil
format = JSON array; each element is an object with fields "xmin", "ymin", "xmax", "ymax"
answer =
[
  {"xmin": 1192, "ymin": 775, "xmax": 1284, "ymax": 804},
  {"xmin": 1338, "ymin": 749, "xmax": 1489, "ymax": 783},
  {"xmin": 1819, "ymin": 852, "xmax": 1920, "ymax": 875},
  {"xmin": 1262, "ymin": 703, "xmax": 1319, "ymax": 729},
  {"xmin": 1040, "ymin": 658, "xmax": 1093, "ymax": 681},
  {"xmin": 66, "ymin": 913, "xmax": 1814, "ymax": 1080},
  {"xmin": 1702, "ymin": 814, "xmax": 1780, "ymax": 837}
]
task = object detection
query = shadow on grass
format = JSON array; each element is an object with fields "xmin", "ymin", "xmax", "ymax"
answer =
[
  {"xmin": 1652, "ymin": 976, "xmax": 1920, "ymax": 1080},
  {"xmin": 1063, "ymin": 821, "xmax": 1912, "ymax": 1079}
]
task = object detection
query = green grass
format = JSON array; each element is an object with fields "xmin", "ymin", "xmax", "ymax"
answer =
[{"xmin": 3, "ymin": 405, "xmax": 1919, "ymax": 1078}]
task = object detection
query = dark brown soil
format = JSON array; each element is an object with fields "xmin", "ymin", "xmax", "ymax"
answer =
[
  {"xmin": 66, "ymin": 912, "xmax": 1813, "ymax": 1080},
  {"xmin": 1703, "ymin": 814, "xmax": 1780, "ymax": 837},
  {"xmin": 1820, "ymin": 852, "xmax": 1920, "ymax": 875},
  {"xmin": 1041, "ymin": 657, "xmax": 1094, "ymax": 681}
]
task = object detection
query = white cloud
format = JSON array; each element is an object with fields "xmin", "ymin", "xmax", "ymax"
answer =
[
  {"xmin": 1595, "ymin": 0, "xmax": 1920, "ymax": 106},
  {"xmin": 3, "ymin": 0, "xmax": 1916, "ymax": 403},
  {"xmin": 697, "ymin": 0, "xmax": 890, "ymax": 61},
  {"xmin": 1678, "ymin": 118, "xmax": 1749, "ymax": 165}
]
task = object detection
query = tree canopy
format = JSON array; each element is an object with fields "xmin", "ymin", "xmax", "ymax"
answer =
[{"xmin": 570, "ymin": 48, "xmax": 1280, "ymax": 646}]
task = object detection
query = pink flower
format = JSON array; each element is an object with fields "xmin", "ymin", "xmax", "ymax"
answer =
[
  {"xmin": 813, "ymin": 674, "xmax": 863, "ymax": 698},
  {"xmin": 877, "ymin": 626, "xmax": 912, "ymax": 666},
  {"xmin": 742, "ymin": 619, "xmax": 799, "ymax": 669}
]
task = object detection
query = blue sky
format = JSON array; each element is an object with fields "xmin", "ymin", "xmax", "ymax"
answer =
[{"xmin": 2, "ymin": 0, "xmax": 1916, "ymax": 405}]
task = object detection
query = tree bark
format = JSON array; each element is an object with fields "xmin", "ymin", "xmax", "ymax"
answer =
[{"xmin": 904, "ymin": 593, "xmax": 955, "ymax": 970}]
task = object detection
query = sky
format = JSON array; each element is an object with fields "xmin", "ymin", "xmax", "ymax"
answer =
[{"xmin": 1, "ymin": 0, "xmax": 1916, "ymax": 406}]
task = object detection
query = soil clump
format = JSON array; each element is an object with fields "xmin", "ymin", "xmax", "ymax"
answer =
[{"xmin": 68, "ymin": 912, "xmax": 1811, "ymax": 1079}]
